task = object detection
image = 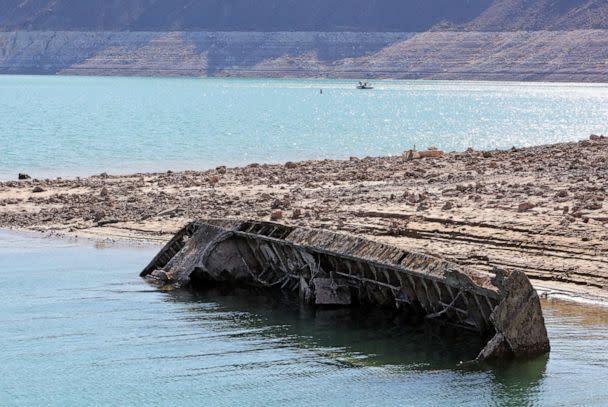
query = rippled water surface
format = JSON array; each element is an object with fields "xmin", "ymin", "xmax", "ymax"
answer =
[
  {"xmin": 1, "ymin": 75, "xmax": 608, "ymax": 179},
  {"xmin": 1, "ymin": 231, "xmax": 608, "ymax": 406}
]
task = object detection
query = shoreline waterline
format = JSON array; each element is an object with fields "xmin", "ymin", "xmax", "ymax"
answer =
[
  {"xmin": 0, "ymin": 136, "xmax": 592, "ymax": 182},
  {"xmin": 2, "ymin": 138, "xmax": 607, "ymax": 307},
  {"xmin": 3, "ymin": 225, "xmax": 607, "ymax": 308}
]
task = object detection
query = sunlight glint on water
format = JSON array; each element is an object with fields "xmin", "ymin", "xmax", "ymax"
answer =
[{"xmin": 1, "ymin": 76, "xmax": 607, "ymax": 179}]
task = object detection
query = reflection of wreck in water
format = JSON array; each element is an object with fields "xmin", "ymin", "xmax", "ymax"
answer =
[
  {"xmin": 165, "ymin": 287, "xmax": 490, "ymax": 369},
  {"xmin": 141, "ymin": 219, "xmax": 550, "ymax": 361}
]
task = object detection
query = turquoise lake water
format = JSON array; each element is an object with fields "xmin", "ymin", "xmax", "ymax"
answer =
[
  {"xmin": 1, "ymin": 75, "xmax": 608, "ymax": 180},
  {"xmin": 2, "ymin": 230, "xmax": 608, "ymax": 406},
  {"xmin": 2, "ymin": 75, "xmax": 608, "ymax": 404}
]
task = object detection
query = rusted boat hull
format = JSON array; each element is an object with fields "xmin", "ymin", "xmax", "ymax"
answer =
[{"xmin": 141, "ymin": 219, "xmax": 550, "ymax": 361}]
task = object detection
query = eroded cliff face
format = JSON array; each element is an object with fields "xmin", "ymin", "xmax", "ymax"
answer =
[
  {"xmin": 0, "ymin": 31, "xmax": 411, "ymax": 76},
  {"xmin": 0, "ymin": 31, "xmax": 156, "ymax": 74},
  {"xmin": 2, "ymin": 0, "xmax": 606, "ymax": 81},
  {"xmin": 1, "ymin": 30, "xmax": 607, "ymax": 82},
  {"xmin": 463, "ymin": 0, "xmax": 608, "ymax": 31}
]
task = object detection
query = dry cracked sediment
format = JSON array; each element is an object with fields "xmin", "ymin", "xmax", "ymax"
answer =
[{"xmin": 1, "ymin": 136, "xmax": 607, "ymax": 304}]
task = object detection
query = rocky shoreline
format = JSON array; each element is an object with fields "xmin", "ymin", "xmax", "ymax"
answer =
[{"xmin": 2, "ymin": 137, "xmax": 607, "ymax": 304}]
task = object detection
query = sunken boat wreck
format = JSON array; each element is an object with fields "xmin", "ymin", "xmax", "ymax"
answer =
[{"xmin": 141, "ymin": 219, "xmax": 550, "ymax": 361}]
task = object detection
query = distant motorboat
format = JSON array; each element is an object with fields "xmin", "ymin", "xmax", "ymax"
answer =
[{"xmin": 356, "ymin": 81, "xmax": 374, "ymax": 90}]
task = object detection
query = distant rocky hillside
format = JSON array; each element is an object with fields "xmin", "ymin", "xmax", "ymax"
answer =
[
  {"xmin": 1, "ymin": 30, "xmax": 606, "ymax": 82},
  {"xmin": 463, "ymin": 0, "xmax": 608, "ymax": 31},
  {"xmin": 2, "ymin": 0, "xmax": 607, "ymax": 32},
  {"xmin": 1, "ymin": 0, "xmax": 607, "ymax": 81},
  {"xmin": 0, "ymin": 0, "xmax": 493, "ymax": 32}
]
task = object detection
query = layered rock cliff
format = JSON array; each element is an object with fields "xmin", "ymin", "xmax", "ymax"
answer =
[
  {"xmin": 1, "ymin": 0, "xmax": 607, "ymax": 81},
  {"xmin": 1, "ymin": 30, "xmax": 606, "ymax": 81}
]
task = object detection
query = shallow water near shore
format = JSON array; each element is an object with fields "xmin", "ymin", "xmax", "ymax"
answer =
[
  {"xmin": 1, "ymin": 75, "xmax": 608, "ymax": 180},
  {"xmin": 1, "ymin": 230, "xmax": 607, "ymax": 406}
]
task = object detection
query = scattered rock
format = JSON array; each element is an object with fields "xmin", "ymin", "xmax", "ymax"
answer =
[
  {"xmin": 208, "ymin": 175, "xmax": 220, "ymax": 185},
  {"xmin": 271, "ymin": 199, "xmax": 290, "ymax": 210},
  {"xmin": 216, "ymin": 166, "xmax": 227, "ymax": 175},
  {"xmin": 585, "ymin": 201, "xmax": 603, "ymax": 210},
  {"xmin": 416, "ymin": 202, "xmax": 430, "ymax": 211},
  {"xmin": 404, "ymin": 148, "xmax": 444, "ymax": 160},
  {"xmin": 405, "ymin": 191, "xmax": 426, "ymax": 204},
  {"xmin": 97, "ymin": 218, "xmax": 120, "ymax": 227},
  {"xmin": 270, "ymin": 210, "xmax": 283, "ymax": 221},
  {"xmin": 442, "ymin": 201, "xmax": 454, "ymax": 210},
  {"xmin": 285, "ymin": 161, "xmax": 298, "ymax": 169},
  {"xmin": 292, "ymin": 208, "xmax": 302, "ymax": 219},
  {"xmin": 156, "ymin": 206, "xmax": 180, "ymax": 217},
  {"xmin": 100, "ymin": 187, "xmax": 109, "ymax": 197},
  {"xmin": 91, "ymin": 210, "xmax": 105, "ymax": 222},
  {"xmin": 32, "ymin": 186, "xmax": 45, "ymax": 193},
  {"xmin": 518, "ymin": 202, "xmax": 535, "ymax": 212},
  {"xmin": 419, "ymin": 149, "xmax": 444, "ymax": 158}
]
